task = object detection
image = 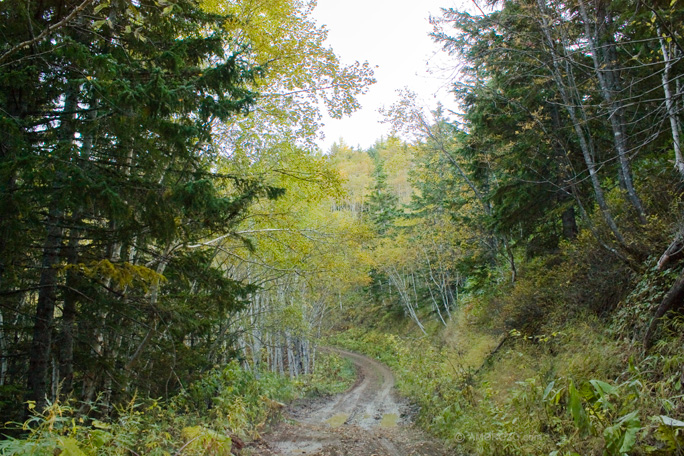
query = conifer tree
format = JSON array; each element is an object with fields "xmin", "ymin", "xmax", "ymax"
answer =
[
  {"xmin": 366, "ymin": 155, "xmax": 400, "ymax": 236},
  {"xmin": 0, "ymin": 0, "xmax": 268, "ymax": 411}
]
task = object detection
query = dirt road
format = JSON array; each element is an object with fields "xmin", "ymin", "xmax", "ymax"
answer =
[{"xmin": 248, "ymin": 348, "xmax": 454, "ymax": 456}]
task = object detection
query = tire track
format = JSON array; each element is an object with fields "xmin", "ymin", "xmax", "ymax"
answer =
[{"xmin": 251, "ymin": 348, "xmax": 454, "ymax": 456}]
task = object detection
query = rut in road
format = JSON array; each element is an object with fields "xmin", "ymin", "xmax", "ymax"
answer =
[
  {"xmin": 249, "ymin": 348, "xmax": 454, "ymax": 456},
  {"xmin": 298, "ymin": 348, "xmax": 404, "ymax": 429}
]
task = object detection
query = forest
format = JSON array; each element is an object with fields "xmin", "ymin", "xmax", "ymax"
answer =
[{"xmin": 0, "ymin": 0, "xmax": 683, "ymax": 455}]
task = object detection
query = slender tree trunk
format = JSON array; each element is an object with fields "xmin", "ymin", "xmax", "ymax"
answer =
[
  {"xmin": 561, "ymin": 205, "xmax": 578, "ymax": 240},
  {"xmin": 388, "ymin": 266, "xmax": 426, "ymax": 335},
  {"xmin": 27, "ymin": 205, "xmax": 64, "ymax": 410},
  {"xmin": 27, "ymin": 84, "xmax": 79, "ymax": 410},
  {"xmin": 59, "ymin": 230, "xmax": 81, "ymax": 397},
  {"xmin": 51, "ymin": 354, "xmax": 58, "ymax": 402},
  {"xmin": 58, "ymin": 97, "xmax": 97, "ymax": 399},
  {"xmin": 569, "ymin": 182, "xmax": 630, "ymax": 263},
  {"xmin": 124, "ymin": 243, "xmax": 172, "ymax": 374},
  {"xmin": 535, "ymin": 0, "xmax": 626, "ymax": 246},
  {"xmin": 503, "ymin": 238, "xmax": 517, "ymax": 283},
  {"xmin": 423, "ymin": 250, "xmax": 447, "ymax": 326},
  {"xmin": 644, "ymin": 268, "xmax": 684, "ymax": 350},
  {"xmin": 577, "ymin": 0, "xmax": 646, "ymax": 222},
  {"xmin": 658, "ymin": 29, "xmax": 684, "ymax": 177},
  {"xmin": 277, "ymin": 337, "xmax": 284, "ymax": 375},
  {"xmin": 285, "ymin": 332, "xmax": 294, "ymax": 377},
  {"xmin": 0, "ymin": 310, "xmax": 7, "ymax": 386}
]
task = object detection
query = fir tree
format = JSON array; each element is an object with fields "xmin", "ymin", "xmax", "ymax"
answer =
[
  {"xmin": 366, "ymin": 156, "xmax": 400, "ymax": 236},
  {"xmin": 0, "ymin": 0, "xmax": 270, "ymax": 412}
]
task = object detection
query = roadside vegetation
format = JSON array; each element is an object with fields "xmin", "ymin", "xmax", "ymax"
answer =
[
  {"xmin": 318, "ymin": 1, "xmax": 684, "ymax": 453},
  {"xmin": 329, "ymin": 275, "xmax": 684, "ymax": 455},
  {"xmin": 326, "ymin": 218, "xmax": 684, "ymax": 454},
  {"xmin": 0, "ymin": 352, "xmax": 355, "ymax": 455}
]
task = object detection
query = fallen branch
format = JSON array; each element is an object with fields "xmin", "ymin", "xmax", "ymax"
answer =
[
  {"xmin": 644, "ymin": 267, "xmax": 684, "ymax": 350},
  {"xmin": 657, "ymin": 233, "xmax": 684, "ymax": 270},
  {"xmin": 473, "ymin": 334, "xmax": 509, "ymax": 376}
]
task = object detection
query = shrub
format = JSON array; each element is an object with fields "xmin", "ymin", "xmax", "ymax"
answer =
[{"xmin": 0, "ymin": 362, "xmax": 298, "ymax": 455}]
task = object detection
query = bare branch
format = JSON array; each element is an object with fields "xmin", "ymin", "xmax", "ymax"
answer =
[{"xmin": 0, "ymin": 0, "xmax": 97, "ymax": 65}]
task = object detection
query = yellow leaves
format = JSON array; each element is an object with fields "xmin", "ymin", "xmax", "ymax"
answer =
[
  {"xmin": 93, "ymin": 1, "xmax": 110, "ymax": 15},
  {"xmin": 330, "ymin": 147, "xmax": 373, "ymax": 207},
  {"xmin": 64, "ymin": 260, "xmax": 166, "ymax": 290},
  {"xmin": 509, "ymin": 328, "xmax": 564, "ymax": 343},
  {"xmin": 56, "ymin": 437, "xmax": 87, "ymax": 456},
  {"xmin": 201, "ymin": 0, "xmax": 299, "ymax": 61},
  {"xmin": 180, "ymin": 426, "xmax": 232, "ymax": 455},
  {"xmin": 212, "ymin": 140, "xmax": 371, "ymax": 296},
  {"xmin": 204, "ymin": 0, "xmax": 373, "ymax": 150},
  {"xmin": 279, "ymin": 304, "xmax": 307, "ymax": 332},
  {"xmin": 91, "ymin": 419, "xmax": 109, "ymax": 429},
  {"xmin": 92, "ymin": 19, "xmax": 111, "ymax": 31}
]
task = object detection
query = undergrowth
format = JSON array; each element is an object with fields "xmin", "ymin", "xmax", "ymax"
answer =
[
  {"xmin": 331, "ymin": 323, "xmax": 684, "ymax": 455},
  {"xmin": 0, "ymin": 351, "xmax": 353, "ymax": 455},
  {"xmin": 301, "ymin": 351, "xmax": 356, "ymax": 396},
  {"xmin": 325, "ymin": 205, "xmax": 684, "ymax": 455}
]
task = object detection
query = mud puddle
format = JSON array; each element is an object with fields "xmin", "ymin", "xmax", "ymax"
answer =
[{"xmin": 246, "ymin": 348, "xmax": 455, "ymax": 456}]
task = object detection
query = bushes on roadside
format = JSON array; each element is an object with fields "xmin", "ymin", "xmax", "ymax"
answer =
[
  {"xmin": 330, "ymin": 318, "xmax": 684, "ymax": 455},
  {"xmin": 0, "ymin": 361, "xmax": 294, "ymax": 455},
  {"xmin": 0, "ymin": 353, "xmax": 356, "ymax": 456}
]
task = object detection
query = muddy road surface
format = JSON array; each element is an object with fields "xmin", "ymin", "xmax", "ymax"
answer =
[{"xmin": 248, "ymin": 348, "xmax": 454, "ymax": 456}]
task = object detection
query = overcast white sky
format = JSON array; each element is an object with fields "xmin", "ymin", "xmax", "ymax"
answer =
[{"xmin": 311, "ymin": 0, "xmax": 470, "ymax": 152}]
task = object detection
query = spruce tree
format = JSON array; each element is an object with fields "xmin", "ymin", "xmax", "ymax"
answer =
[
  {"xmin": 366, "ymin": 157, "xmax": 400, "ymax": 236},
  {"xmin": 0, "ymin": 0, "xmax": 272, "ymax": 412}
]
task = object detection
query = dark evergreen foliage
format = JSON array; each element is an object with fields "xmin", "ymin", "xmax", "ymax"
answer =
[{"xmin": 0, "ymin": 0, "xmax": 279, "ymax": 417}]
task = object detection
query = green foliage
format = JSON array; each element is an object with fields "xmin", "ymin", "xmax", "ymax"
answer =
[
  {"xmin": 0, "ymin": 362, "xmax": 298, "ymax": 455},
  {"xmin": 365, "ymin": 157, "xmax": 400, "ymax": 235},
  {"xmin": 0, "ymin": 0, "xmax": 274, "ymax": 411},
  {"xmin": 204, "ymin": 0, "xmax": 375, "ymax": 151},
  {"xmin": 4, "ymin": 0, "xmax": 684, "ymax": 452},
  {"xmin": 179, "ymin": 426, "xmax": 232, "ymax": 456},
  {"xmin": 175, "ymin": 361, "xmax": 295, "ymax": 438},
  {"xmin": 324, "ymin": 1, "xmax": 684, "ymax": 456},
  {"xmin": 302, "ymin": 352, "xmax": 357, "ymax": 396},
  {"xmin": 0, "ymin": 0, "xmax": 372, "ymax": 418},
  {"xmin": 65, "ymin": 260, "xmax": 166, "ymax": 291},
  {"xmin": 651, "ymin": 415, "xmax": 684, "ymax": 455},
  {"xmin": 612, "ymin": 260, "xmax": 682, "ymax": 340},
  {"xmin": 329, "ymin": 315, "xmax": 684, "ymax": 455}
]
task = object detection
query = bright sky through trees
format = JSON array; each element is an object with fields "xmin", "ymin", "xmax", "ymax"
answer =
[{"xmin": 312, "ymin": 0, "xmax": 466, "ymax": 152}]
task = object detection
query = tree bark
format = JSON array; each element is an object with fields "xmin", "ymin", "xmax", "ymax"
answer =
[
  {"xmin": 27, "ymin": 205, "xmax": 64, "ymax": 410},
  {"xmin": 577, "ymin": 0, "xmax": 646, "ymax": 222},
  {"xmin": 27, "ymin": 84, "xmax": 78, "ymax": 410},
  {"xmin": 59, "ymin": 231, "xmax": 80, "ymax": 397},
  {"xmin": 0, "ymin": 310, "xmax": 7, "ymax": 386},
  {"xmin": 657, "ymin": 28, "xmax": 684, "ymax": 177},
  {"xmin": 535, "ymin": 0, "xmax": 626, "ymax": 247},
  {"xmin": 561, "ymin": 205, "xmax": 578, "ymax": 240}
]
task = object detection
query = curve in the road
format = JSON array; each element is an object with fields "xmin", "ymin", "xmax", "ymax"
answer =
[
  {"xmin": 300, "ymin": 347, "xmax": 406, "ymax": 430},
  {"xmin": 253, "ymin": 347, "xmax": 454, "ymax": 456}
]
